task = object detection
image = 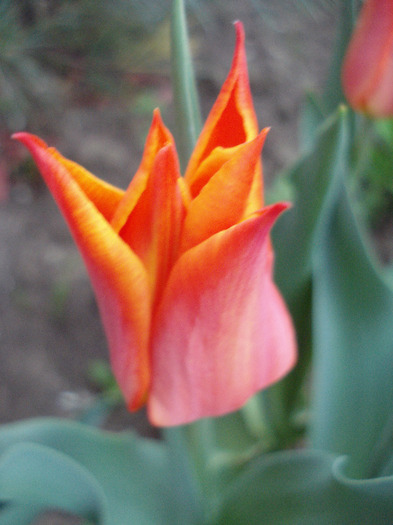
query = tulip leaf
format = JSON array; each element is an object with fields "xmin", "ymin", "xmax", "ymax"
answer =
[
  {"xmin": 310, "ymin": 143, "xmax": 393, "ymax": 478},
  {"xmin": 163, "ymin": 403, "xmax": 276, "ymax": 515},
  {"xmin": 299, "ymin": 92, "xmax": 325, "ymax": 151},
  {"xmin": 322, "ymin": 0, "xmax": 360, "ymax": 115},
  {"xmin": 0, "ymin": 418, "xmax": 201, "ymax": 524},
  {"xmin": 215, "ymin": 449, "xmax": 393, "ymax": 525},
  {"xmin": 267, "ymin": 107, "xmax": 349, "ymax": 426},
  {"xmin": 273, "ymin": 106, "xmax": 348, "ymax": 308},
  {"xmin": 0, "ymin": 502, "xmax": 44, "ymax": 525},
  {"xmin": 0, "ymin": 443, "xmax": 102, "ymax": 524}
]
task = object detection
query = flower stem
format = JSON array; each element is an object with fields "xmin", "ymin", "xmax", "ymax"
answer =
[{"xmin": 171, "ymin": 0, "xmax": 202, "ymax": 170}]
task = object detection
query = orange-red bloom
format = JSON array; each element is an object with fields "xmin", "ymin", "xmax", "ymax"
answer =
[
  {"xmin": 14, "ymin": 22, "xmax": 296, "ymax": 426},
  {"xmin": 342, "ymin": 0, "xmax": 393, "ymax": 117}
]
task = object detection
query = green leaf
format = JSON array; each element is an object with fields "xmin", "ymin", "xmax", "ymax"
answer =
[
  {"xmin": 298, "ymin": 92, "xmax": 325, "ymax": 151},
  {"xmin": 163, "ymin": 405, "xmax": 272, "ymax": 521},
  {"xmin": 351, "ymin": 116, "xmax": 393, "ymax": 227},
  {"xmin": 171, "ymin": 0, "xmax": 202, "ymax": 169},
  {"xmin": 322, "ymin": 0, "xmax": 361, "ymax": 114},
  {"xmin": 310, "ymin": 143, "xmax": 393, "ymax": 478},
  {"xmin": 0, "ymin": 418, "xmax": 201, "ymax": 524},
  {"xmin": 273, "ymin": 107, "xmax": 349, "ymax": 304},
  {"xmin": 0, "ymin": 502, "xmax": 44, "ymax": 525},
  {"xmin": 0, "ymin": 443, "xmax": 102, "ymax": 523},
  {"xmin": 266, "ymin": 107, "xmax": 349, "ymax": 429},
  {"xmin": 215, "ymin": 449, "xmax": 393, "ymax": 525}
]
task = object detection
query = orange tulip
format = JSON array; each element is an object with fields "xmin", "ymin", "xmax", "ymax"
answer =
[
  {"xmin": 14, "ymin": 22, "xmax": 296, "ymax": 426},
  {"xmin": 342, "ymin": 0, "xmax": 393, "ymax": 117}
]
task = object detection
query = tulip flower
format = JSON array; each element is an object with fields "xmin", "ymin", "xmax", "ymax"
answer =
[
  {"xmin": 14, "ymin": 22, "xmax": 296, "ymax": 426},
  {"xmin": 342, "ymin": 0, "xmax": 393, "ymax": 117}
]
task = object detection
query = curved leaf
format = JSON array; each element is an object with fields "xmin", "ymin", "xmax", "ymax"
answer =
[
  {"xmin": 0, "ymin": 443, "xmax": 102, "ymax": 522},
  {"xmin": 0, "ymin": 418, "xmax": 200, "ymax": 524},
  {"xmin": 216, "ymin": 449, "xmax": 393, "ymax": 525},
  {"xmin": 265, "ymin": 107, "xmax": 349, "ymax": 429},
  {"xmin": 310, "ymin": 150, "xmax": 393, "ymax": 478},
  {"xmin": 0, "ymin": 502, "xmax": 43, "ymax": 525}
]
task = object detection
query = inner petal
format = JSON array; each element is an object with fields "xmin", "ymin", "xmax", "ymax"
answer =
[
  {"xmin": 111, "ymin": 109, "xmax": 175, "ymax": 234},
  {"xmin": 180, "ymin": 130, "xmax": 268, "ymax": 254},
  {"xmin": 118, "ymin": 143, "xmax": 186, "ymax": 306}
]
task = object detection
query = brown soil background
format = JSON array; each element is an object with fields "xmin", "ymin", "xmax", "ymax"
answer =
[{"xmin": 0, "ymin": 2, "xmax": 339, "ymax": 523}]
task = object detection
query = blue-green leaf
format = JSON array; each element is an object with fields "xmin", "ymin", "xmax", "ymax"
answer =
[
  {"xmin": 310, "ymin": 147, "xmax": 393, "ymax": 478},
  {"xmin": 215, "ymin": 449, "xmax": 393, "ymax": 525},
  {"xmin": 0, "ymin": 502, "xmax": 44, "ymax": 525},
  {"xmin": 0, "ymin": 443, "xmax": 102, "ymax": 523},
  {"xmin": 266, "ymin": 107, "xmax": 349, "ymax": 430},
  {"xmin": 0, "ymin": 418, "xmax": 200, "ymax": 524}
]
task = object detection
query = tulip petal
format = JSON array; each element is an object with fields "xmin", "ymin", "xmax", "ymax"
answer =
[
  {"xmin": 13, "ymin": 133, "xmax": 151, "ymax": 410},
  {"xmin": 111, "ymin": 109, "xmax": 176, "ymax": 233},
  {"xmin": 180, "ymin": 130, "xmax": 268, "ymax": 253},
  {"xmin": 342, "ymin": 0, "xmax": 393, "ymax": 116},
  {"xmin": 12, "ymin": 134, "xmax": 125, "ymax": 222},
  {"xmin": 118, "ymin": 142, "xmax": 186, "ymax": 304},
  {"xmin": 185, "ymin": 22, "xmax": 261, "ymax": 199},
  {"xmin": 148, "ymin": 203, "xmax": 297, "ymax": 426}
]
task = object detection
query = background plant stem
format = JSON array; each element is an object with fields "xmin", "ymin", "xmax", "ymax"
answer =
[{"xmin": 171, "ymin": 0, "xmax": 202, "ymax": 170}]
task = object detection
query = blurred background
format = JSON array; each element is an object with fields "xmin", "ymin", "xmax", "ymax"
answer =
[{"xmin": 0, "ymin": 0, "xmax": 339, "ymax": 465}]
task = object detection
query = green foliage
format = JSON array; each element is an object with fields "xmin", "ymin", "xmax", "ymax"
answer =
[
  {"xmin": 0, "ymin": 0, "xmax": 59, "ymax": 130},
  {"xmin": 351, "ymin": 117, "xmax": 393, "ymax": 229},
  {"xmin": 310, "ymin": 131, "xmax": 393, "ymax": 478},
  {"xmin": 0, "ymin": 419, "xmax": 202, "ymax": 525},
  {"xmin": 265, "ymin": 107, "xmax": 349, "ymax": 437},
  {"xmin": 171, "ymin": 0, "xmax": 202, "ymax": 168},
  {"xmin": 0, "ymin": 0, "xmax": 171, "ymax": 132},
  {"xmin": 215, "ymin": 449, "xmax": 393, "ymax": 525}
]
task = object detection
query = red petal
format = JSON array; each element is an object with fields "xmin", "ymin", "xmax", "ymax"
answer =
[
  {"xmin": 185, "ymin": 22, "xmax": 261, "ymax": 199},
  {"xmin": 12, "ymin": 133, "xmax": 124, "ymax": 222},
  {"xmin": 148, "ymin": 203, "xmax": 296, "ymax": 426},
  {"xmin": 111, "ymin": 109, "xmax": 175, "ymax": 232},
  {"xmin": 118, "ymin": 142, "xmax": 186, "ymax": 305},
  {"xmin": 14, "ymin": 133, "xmax": 151, "ymax": 410},
  {"xmin": 342, "ymin": 0, "xmax": 393, "ymax": 116},
  {"xmin": 180, "ymin": 130, "xmax": 268, "ymax": 253}
]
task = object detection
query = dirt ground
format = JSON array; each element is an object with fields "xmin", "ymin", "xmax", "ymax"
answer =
[{"xmin": 0, "ymin": 3, "xmax": 339, "ymax": 523}]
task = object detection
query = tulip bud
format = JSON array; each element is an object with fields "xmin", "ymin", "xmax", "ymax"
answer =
[{"xmin": 342, "ymin": 0, "xmax": 393, "ymax": 117}]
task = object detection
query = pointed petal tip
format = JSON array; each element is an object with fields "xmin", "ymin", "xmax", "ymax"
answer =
[
  {"xmin": 11, "ymin": 131, "xmax": 28, "ymax": 141},
  {"xmin": 256, "ymin": 127, "xmax": 270, "ymax": 148},
  {"xmin": 152, "ymin": 107, "xmax": 162, "ymax": 122},
  {"xmin": 233, "ymin": 20, "xmax": 245, "ymax": 41},
  {"xmin": 233, "ymin": 21, "xmax": 246, "ymax": 60},
  {"xmin": 262, "ymin": 200, "xmax": 291, "ymax": 216},
  {"xmin": 272, "ymin": 201, "xmax": 292, "ymax": 213},
  {"xmin": 258, "ymin": 200, "xmax": 292, "ymax": 231},
  {"xmin": 12, "ymin": 132, "xmax": 48, "ymax": 151},
  {"xmin": 149, "ymin": 108, "xmax": 174, "ymax": 145}
]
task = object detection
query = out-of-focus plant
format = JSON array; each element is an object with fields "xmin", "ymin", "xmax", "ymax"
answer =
[
  {"xmin": 0, "ymin": 0, "xmax": 172, "ymax": 133},
  {"xmin": 0, "ymin": 0, "xmax": 174, "ymax": 199},
  {"xmin": 342, "ymin": 0, "xmax": 393, "ymax": 118},
  {"xmin": 339, "ymin": 0, "xmax": 393, "ymax": 240},
  {"xmin": 0, "ymin": 0, "xmax": 55, "ymax": 131}
]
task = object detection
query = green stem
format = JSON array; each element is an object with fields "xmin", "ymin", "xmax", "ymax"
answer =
[
  {"xmin": 163, "ymin": 420, "xmax": 217, "ymax": 522},
  {"xmin": 171, "ymin": 0, "xmax": 202, "ymax": 170}
]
